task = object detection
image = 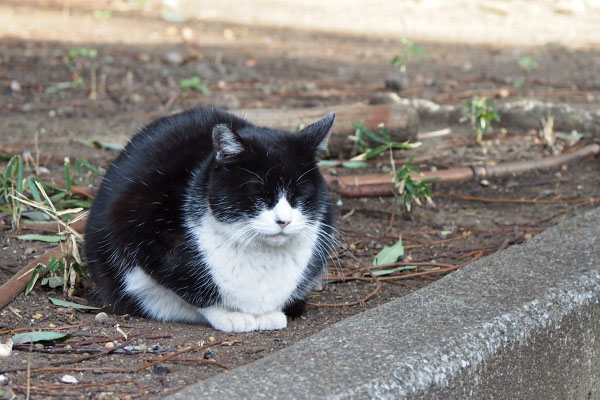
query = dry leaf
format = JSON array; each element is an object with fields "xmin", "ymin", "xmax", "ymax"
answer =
[{"xmin": 221, "ymin": 337, "xmax": 242, "ymax": 346}]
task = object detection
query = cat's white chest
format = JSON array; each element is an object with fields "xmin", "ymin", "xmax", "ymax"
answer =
[{"xmin": 193, "ymin": 213, "xmax": 319, "ymax": 315}]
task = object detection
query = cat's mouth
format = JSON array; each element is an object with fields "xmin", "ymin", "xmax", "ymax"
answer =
[
  {"xmin": 261, "ymin": 231, "xmax": 293, "ymax": 245},
  {"xmin": 265, "ymin": 231, "xmax": 289, "ymax": 238}
]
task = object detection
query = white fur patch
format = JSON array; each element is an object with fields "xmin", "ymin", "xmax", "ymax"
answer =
[
  {"xmin": 122, "ymin": 266, "xmax": 203, "ymax": 323},
  {"xmin": 191, "ymin": 201, "xmax": 320, "ymax": 317},
  {"xmin": 201, "ymin": 306, "xmax": 259, "ymax": 332}
]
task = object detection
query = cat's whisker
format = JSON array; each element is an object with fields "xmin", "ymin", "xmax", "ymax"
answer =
[
  {"xmin": 296, "ymin": 165, "xmax": 320, "ymax": 183},
  {"xmin": 237, "ymin": 167, "xmax": 265, "ymax": 185}
]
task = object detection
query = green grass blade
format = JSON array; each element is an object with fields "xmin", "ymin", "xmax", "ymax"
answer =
[
  {"xmin": 25, "ymin": 264, "xmax": 43, "ymax": 295},
  {"xmin": 27, "ymin": 177, "xmax": 43, "ymax": 203},
  {"xmin": 17, "ymin": 234, "xmax": 64, "ymax": 243},
  {"xmin": 48, "ymin": 296, "xmax": 101, "ymax": 310}
]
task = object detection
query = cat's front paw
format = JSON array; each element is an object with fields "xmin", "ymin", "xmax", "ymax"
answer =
[
  {"xmin": 214, "ymin": 312, "xmax": 259, "ymax": 332},
  {"xmin": 256, "ymin": 311, "xmax": 287, "ymax": 330},
  {"xmin": 201, "ymin": 307, "xmax": 258, "ymax": 332}
]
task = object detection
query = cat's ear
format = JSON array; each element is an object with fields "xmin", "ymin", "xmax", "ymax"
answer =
[
  {"xmin": 300, "ymin": 112, "xmax": 335, "ymax": 153},
  {"xmin": 212, "ymin": 124, "xmax": 246, "ymax": 163}
]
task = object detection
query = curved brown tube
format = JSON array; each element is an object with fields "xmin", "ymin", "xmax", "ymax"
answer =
[{"xmin": 326, "ymin": 143, "xmax": 600, "ymax": 197}]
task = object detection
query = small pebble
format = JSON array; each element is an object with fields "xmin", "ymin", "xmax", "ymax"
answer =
[
  {"xmin": 10, "ymin": 80, "xmax": 21, "ymax": 92},
  {"xmin": 0, "ymin": 374, "xmax": 8, "ymax": 385},
  {"xmin": 385, "ymin": 73, "xmax": 410, "ymax": 91},
  {"xmin": 61, "ymin": 374, "xmax": 78, "ymax": 384},
  {"xmin": 153, "ymin": 364, "xmax": 170, "ymax": 375},
  {"xmin": 165, "ymin": 51, "xmax": 183, "ymax": 65},
  {"xmin": 105, "ymin": 342, "xmax": 115, "ymax": 349},
  {"xmin": 95, "ymin": 312, "xmax": 109, "ymax": 325},
  {"xmin": 25, "ymin": 247, "xmax": 37, "ymax": 256},
  {"xmin": 203, "ymin": 350, "xmax": 215, "ymax": 360}
]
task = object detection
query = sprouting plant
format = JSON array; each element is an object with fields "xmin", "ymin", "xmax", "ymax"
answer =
[
  {"xmin": 391, "ymin": 38, "xmax": 430, "ymax": 73},
  {"xmin": 68, "ymin": 47, "xmax": 98, "ymax": 61},
  {"xmin": 352, "ymin": 122, "xmax": 415, "ymax": 161},
  {"xmin": 394, "ymin": 157, "xmax": 436, "ymax": 212},
  {"xmin": 1, "ymin": 155, "xmax": 24, "ymax": 228},
  {"xmin": 49, "ymin": 47, "xmax": 100, "ymax": 95},
  {"xmin": 26, "ymin": 256, "xmax": 90, "ymax": 296},
  {"xmin": 351, "ymin": 123, "xmax": 435, "ymax": 213},
  {"xmin": 518, "ymin": 57, "xmax": 539, "ymax": 73},
  {"xmin": 460, "ymin": 96, "xmax": 500, "ymax": 144},
  {"xmin": 540, "ymin": 114, "xmax": 556, "ymax": 149},
  {"xmin": 180, "ymin": 77, "xmax": 211, "ymax": 95},
  {"xmin": 513, "ymin": 56, "xmax": 539, "ymax": 88},
  {"xmin": 92, "ymin": 10, "xmax": 111, "ymax": 20}
]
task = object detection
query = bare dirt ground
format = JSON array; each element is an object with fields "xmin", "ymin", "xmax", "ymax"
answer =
[{"xmin": 1, "ymin": 1, "xmax": 599, "ymax": 399}]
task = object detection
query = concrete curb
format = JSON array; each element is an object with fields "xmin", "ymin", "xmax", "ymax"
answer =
[{"xmin": 167, "ymin": 207, "xmax": 600, "ymax": 399}]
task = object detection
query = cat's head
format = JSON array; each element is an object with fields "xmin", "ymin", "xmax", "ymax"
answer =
[{"xmin": 205, "ymin": 113, "xmax": 334, "ymax": 246}]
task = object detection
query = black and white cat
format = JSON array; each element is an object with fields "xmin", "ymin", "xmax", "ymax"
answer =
[{"xmin": 85, "ymin": 108, "xmax": 335, "ymax": 332}]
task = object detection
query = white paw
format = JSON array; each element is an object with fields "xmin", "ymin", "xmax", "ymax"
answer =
[
  {"xmin": 200, "ymin": 306, "xmax": 258, "ymax": 332},
  {"xmin": 256, "ymin": 311, "xmax": 287, "ymax": 330}
]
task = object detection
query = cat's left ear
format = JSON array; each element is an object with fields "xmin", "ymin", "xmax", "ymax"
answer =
[
  {"xmin": 212, "ymin": 124, "xmax": 246, "ymax": 163},
  {"xmin": 300, "ymin": 112, "xmax": 335, "ymax": 153}
]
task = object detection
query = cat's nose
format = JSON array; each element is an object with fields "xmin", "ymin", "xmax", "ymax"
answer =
[{"xmin": 276, "ymin": 218, "xmax": 291, "ymax": 229}]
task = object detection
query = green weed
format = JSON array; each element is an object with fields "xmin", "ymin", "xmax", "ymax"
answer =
[
  {"xmin": 391, "ymin": 38, "xmax": 430, "ymax": 73},
  {"xmin": 518, "ymin": 56, "xmax": 539, "ymax": 73},
  {"xmin": 513, "ymin": 56, "xmax": 539, "ymax": 88},
  {"xmin": 460, "ymin": 96, "xmax": 500, "ymax": 143},
  {"xmin": 351, "ymin": 123, "xmax": 435, "ymax": 213},
  {"xmin": 2, "ymin": 156, "xmax": 103, "ymax": 294},
  {"xmin": 180, "ymin": 77, "xmax": 211, "ymax": 95},
  {"xmin": 92, "ymin": 10, "xmax": 111, "ymax": 20}
]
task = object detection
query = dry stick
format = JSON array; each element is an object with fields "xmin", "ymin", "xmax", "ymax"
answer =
[
  {"xmin": 15, "ymin": 380, "xmax": 147, "ymax": 399},
  {"xmin": 438, "ymin": 193, "xmax": 600, "ymax": 205},
  {"xmin": 28, "ymin": 366, "xmax": 134, "ymax": 374},
  {"xmin": 0, "ymin": 323, "xmax": 86, "ymax": 335},
  {"xmin": 52, "ymin": 181, "xmax": 95, "ymax": 199},
  {"xmin": 0, "ymin": 245, "xmax": 63, "ymax": 311},
  {"xmin": 376, "ymin": 252, "xmax": 484, "ymax": 282},
  {"xmin": 323, "ymin": 260, "xmax": 459, "ymax": 281},
  {"xmin": 326, "ymin": 143, "xmax": 600, "ymax": 197},
  {"xmin": 134, "ymin": 341, "xmax": 224, "ymax": 373},
  {"xmin": 141, "ymin": 357, "xmax": 230, "ymax": 370},
  {"xmin": 307, "ymin": 278, "xmax": 382, "ymax": 308},
  {"xmin": 404, "ymin": 231, "xmax": 471, "ymax": 250},
  {"xmin": 1, "ymin": 335, "xmax": 143, "ymax": 374},
  {"xmin": 309, "ymin": 246, "xmax": 382, "ymax": 307}
]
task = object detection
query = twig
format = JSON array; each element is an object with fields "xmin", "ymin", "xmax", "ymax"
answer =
[
  {"xmin": 439, "ymin": 193, "xmax": 600, "ymax": 205},
  {"xmin": 141, "ymin": 357, "xmax": 230, "ymax": 370},
  {"xmin": 26, "ymin": 342, "xmax": 32, "ymax": 400},
  {"xmin": 307, "ymin": 277, "xmax": 381, "ymax": 307},
  {"xmin": 376, "ymin": 251, "xmax": 484, "ymax": 281},
  {"xmin": 405, "ymin": 231, "xmax": 471, "ymax": 249},
  {"xmin": 0, "ymin": 323, "xmax": 86, "ymax": 335},
  {"xmin": 134, "ymin": 341, "xmax": 223, "ymax": 373}
]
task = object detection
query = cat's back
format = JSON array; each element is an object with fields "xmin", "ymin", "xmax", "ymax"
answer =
[{"xmin": 85, "ymin": 108, "xmax": 248, "ymax": 260}]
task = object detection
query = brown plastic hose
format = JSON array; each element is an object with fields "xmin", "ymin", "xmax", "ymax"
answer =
[{"xmin": 326, "ymin": 143, "xmax": 600, "ymax": 197}]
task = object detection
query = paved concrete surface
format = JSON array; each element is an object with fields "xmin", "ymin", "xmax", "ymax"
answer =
[{"xmin": 167, "ymin": 207, "xmax": 600, "ymax": 399}]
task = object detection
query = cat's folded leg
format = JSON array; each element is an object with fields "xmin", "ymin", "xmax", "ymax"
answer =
[
  {"xmin": 199, "ymin": 306, "xmax": 258, "ymax": 332},
  {"xmin": 256, "ymin": 311, "xmax": 287, "ymax": 331}
]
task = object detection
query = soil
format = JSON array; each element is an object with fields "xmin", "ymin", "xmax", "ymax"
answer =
[{"xmin": 1, "ymin": 1, "xmax": 599, "ymax": 399}]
